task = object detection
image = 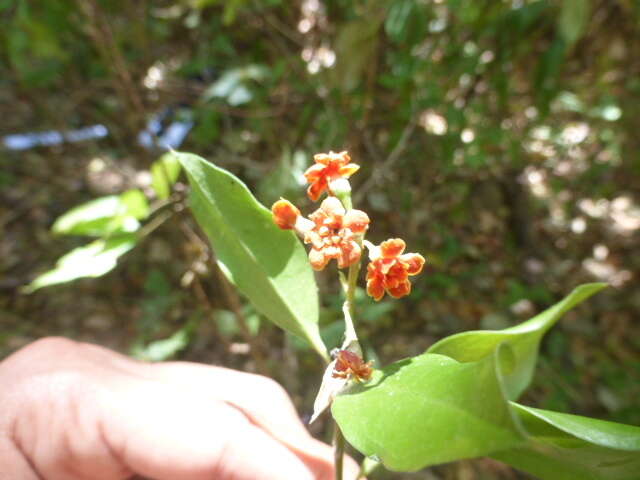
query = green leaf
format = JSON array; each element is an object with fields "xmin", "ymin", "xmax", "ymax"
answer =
[
  {"xmin": 334, "ymin": 283, "xmax": 639, "ymax": 477},
  {"xmin": 331, "ymin": 12, "xmax": 385, "ymax": 92},
  {"xmin": 52, "ymin": 190, "xmax": 149, "ymax": 237},
  {"xmin": 151, "ymin": 152, "xmax": 182, "ymax": 200},
  {"xmin": 119, "ymin": 189, "xmax": 150, "ymax": 219},
  {"xmin": 558, "ymin": 0, "xmax": 590, "ymax": 48},
  {"xmin": 177, "ymin": 152, "xmax": 327, "ymax": 359},
  {"xmin": 493, "ymin": 403, "xmax": 640, "ymax": 480},
  {"xmin": 332, "ymin": 352, "xmax": 525, "ymax": 471},
  {"xmin": 132, "ymin": 323, "xmax": 193, "ymax": 362},
  {"xmin": 202, "ymin": 65, "xmax": 268, "ymax": 105},
  {"xmin": 24, "ymin": 234, "xmax": 137, "ymax": 292},
  {"xmin": 385, "ymin": 0, "xmax": 414, "ymax": 43},
  {"xmin": 427, "ymin": 283, "xmax": 607, "ymax": 399}
]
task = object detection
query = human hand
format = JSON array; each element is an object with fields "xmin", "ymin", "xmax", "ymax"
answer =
[{"xmin": 0, "ymin": 337, "xmax": 360, "ymax": 480}]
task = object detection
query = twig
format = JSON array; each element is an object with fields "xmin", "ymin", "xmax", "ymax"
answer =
[
  {"xmin": 211, "ymin": 256, "xmax": 270, "ymax": 375},
  {"xmin": 180, "ymin": 221, "xmax": 269, "ymax": 375},
  {"xmin": 355, "ymin": 121, "xmax": 417, "ymax": 203}
]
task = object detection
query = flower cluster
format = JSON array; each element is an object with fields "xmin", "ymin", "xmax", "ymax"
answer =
[
  {"xmin": 272, "ymin": 197, "xmax": 369, "ymax": 270},
  {"xmin": 271, "ymin": 150, "xmax": 425, "ymax": 300}
]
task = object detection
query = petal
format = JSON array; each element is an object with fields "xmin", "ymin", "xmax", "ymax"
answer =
[
  {"xmin": 379, "ymin": 257, "xmax": 396, "ymax": 275},
  {"xmin": 366, "ymin": 261, "xmax": 380, "ymax": 279},
  {"xmin": 338, "ymin": 241, "xmax": 361, "ymax": 269},
  {"xmin": 366, "ymin": 277, "xmax": 385, "ymax": 301},
  {"xmin": 343, "ymin": 209, "xmax": 370, "ymax": 234},
  {"xmin": 304, "ymin": 231, "xmax": 324, "ymax": 249},
  {"xmin": 387, "ymin": 280, "xmax": 411, "ymax": 298},
  {"xmin": 308, "ymin": 204, "xmax": 328, "ymax": 224},
  {"xmin": 303, "ymin": 163, "xmax": 326, "ymax": 182},
  {"xmin": 334, "ymin": 151, "xmax": 351, "ymax": 167},
  {"xmin": 307, "ymin": 179, "xmax": 326, "ymax": 202},
  {"xmin": 313, "ymin": 153, "xmax": 332, "ymax": 166},
  {"xmin": 338, "ymin": 163, "xmax": 360, "ymax": 178},
  {"xmin": 401, "ymin": 253, "xmax": 426, "ymax": 275},
  {"xmin": 293, "ymin": 216, "xmax": 314, "ymax": 236},
  {"xmin": 323, "ymin": 245, "xmax": 341, "ymax": 259},
  {"xmin": 380, "ymin": 238, "xmax": 406, "ymax": 258},
  {"xmin": 271, "ymin": 199, "xmax": 300, "ymax": 229},
  {"xmin": 309, "ymin": 248, "xmax": 330, "ymax": 271},
  {"xmin": 320, "ymin": 196, "xmax": 346, "ymax": 217}
]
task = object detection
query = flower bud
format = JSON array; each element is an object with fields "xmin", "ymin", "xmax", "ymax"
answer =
[{"xmin": 271, "ymin": 199, "xmax": 300, "ymax": 230}]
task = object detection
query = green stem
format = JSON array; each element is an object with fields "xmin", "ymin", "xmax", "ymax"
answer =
[
  {"xmin": 334, "ymin": 423, "xmax": 345, "ymax": 480},
  {"xmin": 342, "ymin": 252, "xmax": 361, "ymax": 351},
  {"xmin": 334, "ymin": 187, "xmax": 363, "ymax": 479}
]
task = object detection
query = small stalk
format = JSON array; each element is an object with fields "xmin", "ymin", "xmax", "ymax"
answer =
[
  {"xmin": 334, "ymin": 184, "xmax": 363, "ymax": 480},
  {"xmin": 341, "ymin": 250, "xmax": 362, "ymax": 353},
  {"xmin": 334, "ymin": 423, "xmax": 345, "ymax": 480}
]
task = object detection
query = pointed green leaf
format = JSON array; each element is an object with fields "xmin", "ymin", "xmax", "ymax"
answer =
[
  {"xmin": 332, "ymin": 352, "xmax": 525, "ymax": 471},
  {"xmin": 333, "ymin": 283, "xmax": 638, "ymax": 477},
  {"xmin": 427, "ymin": 283, "xmax": 607, "ymax": 399},
  {"xmin": 151, "ymin": 152, "xmax": 182, "ymax": 200},
  {"xmin": 132, "ymin": 323, "xmax": 194, "ymax": 362},
  {"xmin": 493, "ymin": 403, "xmax": 640, "ymax": 480},
  {"xmin": 24, "ymin": 234, "xmax": 137, "ymax": 292},
  {"xmin": 558, "ymin": 0, "xmax": 590, "ymax": 48},
  {"xmin": 52, "ymin": 190, "xmax": 149, "ymax": 236},
  {"xmin": 177, "ymin": 152, "xmax": 327, "ymax": 359}
]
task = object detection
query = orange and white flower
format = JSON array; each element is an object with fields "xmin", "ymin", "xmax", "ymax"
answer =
[
  {"xmin": 272, "ymin": 197, "xmax": 369, "ymax": 270},
  {"xmin": 305, "ymin": 197, "xmax": 369, "ymax": 270},
  {"xmin": 366, "ymin": 238, "xmax": 425, "ymax": 301},
  {"xmin": 303, "ymin": 151, "xmax": 360, "ymax": 202}
]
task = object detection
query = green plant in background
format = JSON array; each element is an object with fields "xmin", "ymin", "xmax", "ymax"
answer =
[
  {"xmin": 23, "ymin": 154, "xmax": 182, "ymax": 292},
  {"xmin": 175, "ymin": 150, "xmax": 640, "ymax": 479}
]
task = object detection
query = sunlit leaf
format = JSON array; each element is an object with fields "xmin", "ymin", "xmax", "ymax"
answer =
[
  {"xmin": 332, "ymin": 352, "xmax": 524, "ymax": 471},
  {"xmin": 132, "ymin": 323, "xmax": 193, "ymax": 362},
  {"xmin": 119, "ymin": 189, "xmax": 150, "ymax": 219},
  {"xmin": 151, "ymin": 152, "xmax": 182, "ymax": 200},
  {"xmin": 334, "ymin": 283, "xmax": 639, "ymax": 477},
  {"xmin": 493, "ymin": 403, "xmax": 640, "ymax": 480},
  {"xmin": 427, "ymin": 283, "xmax": 606, "ymax": 399},
  {"xmin": 52, "ymin": 190, "xmax": 149, "ymax": 237},
  {"xmin": 178, "ymin": 152, "xmax": 327, "ymax": 359},
  {"xmin": 202, "ymin": 65, "xmax": 268, "ymax": 105},
  {"xmin": 24, "ymin": 234, "xmax": 137, "ymax": 292}
]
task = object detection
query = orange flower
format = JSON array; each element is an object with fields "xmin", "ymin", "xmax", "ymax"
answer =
[
  {"xmin": 366, "ymin": 238, "xmax": 425, "ymax": 301},
  {"xmin": 303, "ymin": 151, "xmax": 360, "ymax": 202},
  {"xmin": 331, "ymin": 349, "xmax": 373, "ymax": 382},
  {"xmin": 305, "ymin": 197, "xmax": 369, "ymax": 270}
]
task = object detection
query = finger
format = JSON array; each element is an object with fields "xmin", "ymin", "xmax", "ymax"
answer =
[
  {"xmin": 100, "ymin": 382, "xmax": 316, "ymax": 480},
  {"xmin": 0, "ymin": 439, "xmax": 42, "ymax": 480},
  {"xmin": 146, "ymin": 362, "xmax": 362, "ymax": 480},
  {"xmin": 149, "ymin": 362, "xmax": 310, "ymax": 441}
]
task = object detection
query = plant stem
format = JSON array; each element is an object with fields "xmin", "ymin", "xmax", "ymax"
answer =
[
  {"xmin": 334, "ymin": 422, "xmax": 345, "ymax": 480},
  {"xmin": 334, "ymin": 188, "xmax": 363, "ymax": 479},
  {"xmin": 342, "ymin": 255, "xmax": 361, "ymax": 351}
]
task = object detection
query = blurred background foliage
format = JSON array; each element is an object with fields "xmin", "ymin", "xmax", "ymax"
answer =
[{"xmin": 1, "ymin": 0, "xmax": 639, "ymax": 478}]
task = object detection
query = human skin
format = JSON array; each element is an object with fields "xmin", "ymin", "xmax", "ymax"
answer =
[{"xmin": 0, "ymin": 337, "xmax": 360, "ymax": 480}]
